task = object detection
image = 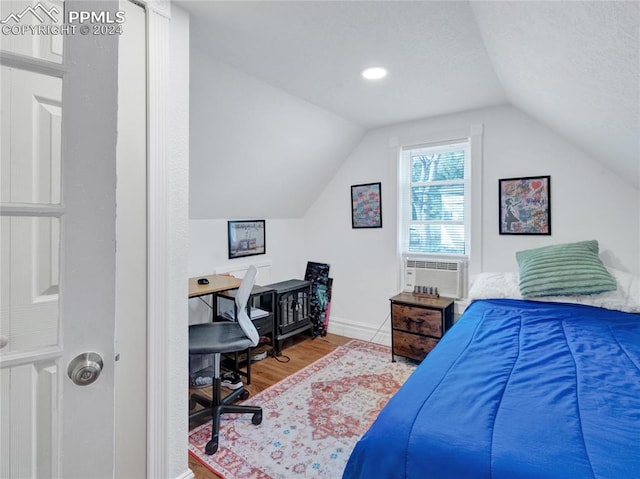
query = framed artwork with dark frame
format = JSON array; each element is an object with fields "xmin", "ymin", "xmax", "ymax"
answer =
[
  {"xmin": 351, "ymin": 182, "xmax": 382, "ymax": 229},
  {"xmin": 227, "ymin": 220, "xmax": 266, "ymax": 259},
  {"xmin": 499, "ymin": 176, "xmax": 551, "ymax": 235}
]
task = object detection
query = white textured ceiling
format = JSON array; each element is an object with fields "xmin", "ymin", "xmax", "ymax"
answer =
[
  {"xmin": 177, "ymin": 0, "xmax": 640, "ymax": 190},
  {"xmin": 471, "ymin": 1, "xmax": 640, "ymax": 189},
  {"xmin": 178, "ymin": 0, "xmax": 506, "ymax": 127}
]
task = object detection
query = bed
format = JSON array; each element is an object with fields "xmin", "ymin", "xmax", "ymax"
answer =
[{"xmin": 343, "ymin": 242, "xmax": 640, "ymax": 479}]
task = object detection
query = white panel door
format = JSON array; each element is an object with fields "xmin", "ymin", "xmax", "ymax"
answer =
[
  {"xmin": 0, "ymin": 0, "xmax": 64, "ymax": 63},
  {"xmin": 1, "ymin": 66, "xmax": 61, "ymax": 349},
  {"xmin": 0, "ymin": 67, "xmax": 64, "ymax": 479},
  {"xmin": 1, "ymin": 1, "xmax": 120, "ymax": 477}
]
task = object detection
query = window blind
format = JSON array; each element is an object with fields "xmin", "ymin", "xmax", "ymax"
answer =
[{"xmin": 399, "ymin": 140, "xmax": 470, "ymax": 256}]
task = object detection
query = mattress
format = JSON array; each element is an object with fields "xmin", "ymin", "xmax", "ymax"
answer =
[{"xmin": 343, "ymin": 299, "xmax": 640, "ymax": 479}]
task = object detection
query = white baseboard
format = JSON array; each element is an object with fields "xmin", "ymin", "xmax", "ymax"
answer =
[
  {"xmin": 177, "ymin": 469, "xmax": 195, "ymax": 479},
  {"xmin": 327, "ymin": 315, "xmax": 392, "ymax": 347},
  {"xmin": 454, "ymin": 298, "xmax": 471, "ymax": 320}
]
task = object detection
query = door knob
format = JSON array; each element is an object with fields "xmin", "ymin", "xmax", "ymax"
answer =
[{"xmin": 67, "ymin": 352, "xmax": 103, "ymax": 386}]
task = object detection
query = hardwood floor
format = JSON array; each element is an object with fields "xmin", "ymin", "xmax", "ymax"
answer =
[{"xmin": 187, "ymin": 333, "xmax": 353, "ymax": 479}]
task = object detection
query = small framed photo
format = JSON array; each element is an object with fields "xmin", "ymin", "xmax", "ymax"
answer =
[
  {"xmin": 227, "ymin": 220, "xmax": 266, "ymax": 259},
  {"xmin": 351, "ymin": 182, "xmax": 382, "ymax": 229},
  {"xmin": 499, "ymin": 176, "xmax": 551, "ymax": 235}
]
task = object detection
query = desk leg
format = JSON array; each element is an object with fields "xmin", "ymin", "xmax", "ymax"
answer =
[{"xmin": 246, "ymin": 348, "xmax": 251, "ymax": 384}]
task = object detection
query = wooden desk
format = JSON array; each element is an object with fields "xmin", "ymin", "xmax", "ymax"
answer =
[
  {"xmin": 188, "ymin": 274, "xmax": 241, "ymax": 298},
  {"xmin": 188, "ymin": 273, "xmax": 244, "ymax": 424},
  {"xmin": 188, "ymin": 273, "xmax": 241, "ymax": 338}
]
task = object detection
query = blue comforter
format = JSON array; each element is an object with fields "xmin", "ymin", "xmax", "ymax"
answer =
[{"xmin": 343, "ymin": 299, "xmax": 640, "ymax": 479}]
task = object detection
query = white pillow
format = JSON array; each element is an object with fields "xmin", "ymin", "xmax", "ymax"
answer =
[
  {"xmin": 468, "ymin": 272, "xmax": 521, "ymax": 300},
  {"xmin": 468, "ymin": 269, "xmax": 640, "ymax": 314},
  {"xmin": 541, "ymin": 268, "xmax": 640, "ymax": 313}
]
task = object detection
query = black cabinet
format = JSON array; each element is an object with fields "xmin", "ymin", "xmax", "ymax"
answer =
[{"xmin": 263, "ymin": 279, "xmax": 312, "ymax": 355}]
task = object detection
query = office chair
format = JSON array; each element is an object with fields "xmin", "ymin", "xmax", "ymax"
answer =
[{"xmin": 189, "ymin": 265, "xmax": 263, "ymax": 455}]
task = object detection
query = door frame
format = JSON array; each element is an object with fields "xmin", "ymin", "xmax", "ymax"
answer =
[
  {"xmin": 145, "ymin": 1, "xmax": 191, "ymax": 478},
  {"xmin": 1, "ymin": 1, "xmax": 189, "ymax": 476},
  {"xmin": 115, "ymin": 1, "xmax": 148, "ymax": 477}
]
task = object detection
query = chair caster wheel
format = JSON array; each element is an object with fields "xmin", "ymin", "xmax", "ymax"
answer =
[
  {"xmin": 205, "ymin": 439, "xmax": 218, "ymax": 455},
  {"xmin": 252, "ymin": 412, "xmax": 262, "ymax": 425},
  {"xmin": 240, "ymin": 390, "xmax": 250, "ymax": 400}
]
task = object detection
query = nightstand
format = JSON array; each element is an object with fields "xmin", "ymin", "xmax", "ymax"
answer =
[{"xmin": 389, "ymin": 293, "xmax": 454, "ymax": 362}]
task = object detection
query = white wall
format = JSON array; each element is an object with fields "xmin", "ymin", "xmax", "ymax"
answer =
[
  {"xmin": 166, "ymin": 4, "xmax": 190, "ymax": 478},
  {"xmin": 479, "ymin": 107, "xmax": 638, "ymax": 273},
  {"xmin": 189, "ymin": 49, "xmax": 364, "ymax": 220},
  {"xmin": 188, "ymin": 219, "xmax": 306, "ymax": 278},
  {"xmin": 304, "ymin": 104, "xmax": 640, "ymax": 342},
  {"xmin": 188, "ymin": 218, "xmax": 307, "ymax": 324}
]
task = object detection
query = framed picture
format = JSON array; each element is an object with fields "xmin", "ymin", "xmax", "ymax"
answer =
[
  {"xmin": 227, "ymin": 220, "xmax": 266, "ymax": 259},
  {"xmin": 351, "ymin": 182, "xmax": 382, "ymax": 228},
  {"xmin": 499, "ymin": 176, "xmax": 551, "ymax": 235}
]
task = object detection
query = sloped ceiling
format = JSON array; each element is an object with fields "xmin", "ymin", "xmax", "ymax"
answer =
[
  {"xmin": 470, "ymin": 1, "xmax": 639, "ymax": 190},
  {"xmin": 181, "ymin": 1, "xmax": 507, "ymax": 127},
  {"xmin": 189, "ymin": 49, "xmax": 365, "ymax": 219},
  {"xmin": 178, "ymin": 0, "xmax": 639, "ymax": 219}
]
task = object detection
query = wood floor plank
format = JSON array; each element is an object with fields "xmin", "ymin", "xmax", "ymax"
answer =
[{"xmin": 187, "ymin": 333, "xmax": 353, "ymax": 479}]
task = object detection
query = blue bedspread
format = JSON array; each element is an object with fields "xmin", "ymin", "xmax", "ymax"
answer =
[{"xmin": 343, "ymin": 299, "xmax": 640, "ymax": 479}]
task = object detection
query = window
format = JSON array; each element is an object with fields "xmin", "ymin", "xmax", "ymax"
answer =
[{"xmin": 399, "ymin": 140, "xmax": 470, "ymax": 257}]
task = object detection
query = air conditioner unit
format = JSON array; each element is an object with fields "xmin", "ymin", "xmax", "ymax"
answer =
[{"xmin": 404, "ymin": 258, "xmax": 466, "ymax": 298}]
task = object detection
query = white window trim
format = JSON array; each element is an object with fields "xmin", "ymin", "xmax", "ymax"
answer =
[
  {"xmin": 400, "ymin": 140, "xmax": 470, "ymax": 259},
  {"xmin": 392, "ymin": 124, "xmax": 484, "ymax": 281}
]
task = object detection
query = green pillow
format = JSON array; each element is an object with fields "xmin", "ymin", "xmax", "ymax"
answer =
[{"xmin": 516, "ymin": 240, "xmax": 617, "ymax": 298}]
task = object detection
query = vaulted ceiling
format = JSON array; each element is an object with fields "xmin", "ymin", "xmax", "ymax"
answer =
[
  {"xmin": 471, "ymin": 1, "xmax": 639, "ymax": 190},
  {"xmin": 177, "ymin": 0, "xmax": 639, "ymax": 217}
]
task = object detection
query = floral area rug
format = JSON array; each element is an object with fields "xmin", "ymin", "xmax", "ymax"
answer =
[{"xmin": 188, "ymin": 339, "xmax": 416, "ymax": 478}]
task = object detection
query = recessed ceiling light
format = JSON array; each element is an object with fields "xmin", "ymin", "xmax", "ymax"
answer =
[{"xmin": 362, "ymin": 67, "xmax": 387, "ymax": 80}]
